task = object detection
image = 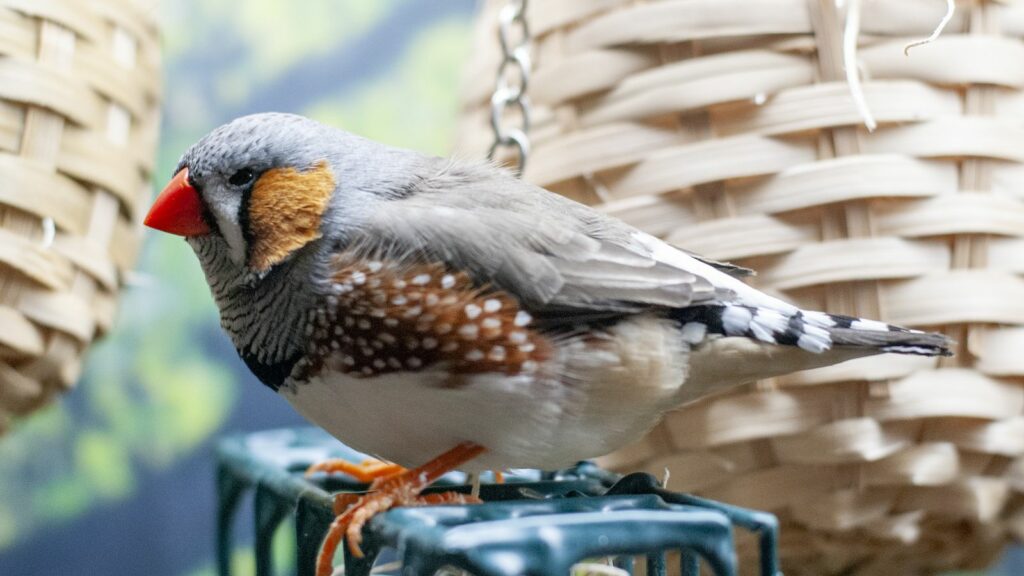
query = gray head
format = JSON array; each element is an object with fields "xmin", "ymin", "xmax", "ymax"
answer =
[
  {"xmin": 144, "ymin": 113, "xmax": 437, "ymax": 382},
  {"xmin": 147, "ymin": 112, "xmax": 429, "ymax": 273}
]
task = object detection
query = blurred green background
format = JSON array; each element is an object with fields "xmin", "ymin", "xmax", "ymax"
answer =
[
  {"xmin": 0, "ymin": 1, "xmax": 1021, "ymax": 575},
  {"xmin": 0, "ymin": 1, "xmax": 475, "ymax": 574}
]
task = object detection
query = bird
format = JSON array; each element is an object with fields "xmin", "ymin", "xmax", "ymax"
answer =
[{"xmin": 144, "ymin": 112, "xmax": 952, "ymax": 575}]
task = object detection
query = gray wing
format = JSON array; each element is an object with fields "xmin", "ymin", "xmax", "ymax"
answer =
[
  {"xmin": 686, "ymin": 252, "xmax": 754, "ymax": 279},
  {"xmin": 358, "ymin": 162, "xmax": 734, "ymax": 315}
]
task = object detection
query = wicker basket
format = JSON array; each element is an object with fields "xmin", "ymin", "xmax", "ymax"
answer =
[
  {"xmin": 0, "ymin": 0, "xmax": 160, "ymax": 432},
  {"xmin": 457, "ymin": 1, "xmax": 1024, "ymax": 574}
]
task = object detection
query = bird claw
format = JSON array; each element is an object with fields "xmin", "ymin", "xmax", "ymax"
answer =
[
  {"xmin": 316, "ymin": 483, "xmax": 482, "ymax": 576},
  {"xmin": 344, "ymin": 488, "xmax": 483, "ymax": 558},
  {"xmin": 304, "ymin": 457, "xmax": 405, "ymax": 484},
  {"xmin": 314, "ymin": 442, "xmax": 486, "ymax": 576}
]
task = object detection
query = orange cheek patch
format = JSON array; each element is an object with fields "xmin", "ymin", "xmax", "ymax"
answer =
[{"xmin": 248, "ymin": 160, "xmax": 336, "ymax": 271}]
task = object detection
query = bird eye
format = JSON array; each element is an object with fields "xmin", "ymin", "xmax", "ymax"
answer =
[{"xmin": 228, "ymin": 168, "xmax": 256, "ymax": 187}]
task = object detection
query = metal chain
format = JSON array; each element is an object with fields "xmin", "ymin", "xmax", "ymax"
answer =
[{"xmin": 487, "ymin": 0, "xmax": 531, "ymax": 176}]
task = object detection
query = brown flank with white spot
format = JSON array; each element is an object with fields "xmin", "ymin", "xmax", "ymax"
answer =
[
  {"xmin": 295, "ymin": 255, "xmax": 551, "ymax": 381},
  {"xmin": 248, "ymin": 160, "xmax": 336, "ymax": 271}
]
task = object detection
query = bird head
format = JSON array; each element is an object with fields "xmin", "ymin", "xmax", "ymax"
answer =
[{"xmin": 145, "ymin": 113, "xmax": 419, "ymax": 275}]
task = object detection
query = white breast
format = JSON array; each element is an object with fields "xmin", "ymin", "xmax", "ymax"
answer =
[
  {"xmin": 282, "ymin": 368, "xmax": 571, "ymax": 470},
  {"xmin": 282, "ymin": 315, "xmax": 690, "ymax": 471}
]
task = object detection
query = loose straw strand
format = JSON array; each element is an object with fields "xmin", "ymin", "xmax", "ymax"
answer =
[
  {"xmin": 841, "ymin": 0, "xmax": 876, "ymax": 132},
  {"xmin": 905, "ymin": 0, "xmax": 956, "ymax": 55}
]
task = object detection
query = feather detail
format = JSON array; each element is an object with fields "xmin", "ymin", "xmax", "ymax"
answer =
[
  {"xmin": 247, "ymin": 161, "xmax": 335, "ymax": 271},
  {"xmin": 675, "ymin": 304, "xmax": 953, "ymax": 357},
  {"xmin": 361, "ymin": 164, "xmax": 729, "ymax": 312},
  {"xmin": 292, "ymin": 254, "xmax": 552, "ymax": 382}
]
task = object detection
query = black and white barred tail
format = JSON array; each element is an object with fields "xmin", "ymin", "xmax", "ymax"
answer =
[{"xmin": 674, "ymin": 305, "xmax": 953, "ymax": 357}]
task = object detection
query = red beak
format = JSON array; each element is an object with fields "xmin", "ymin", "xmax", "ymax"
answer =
[{"xmin": 144, "ymin": 168, "xmax": 211, "ymax": 237}]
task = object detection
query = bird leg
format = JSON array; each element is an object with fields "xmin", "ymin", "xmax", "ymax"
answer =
[
  {"xmin": 316, "ymin": 442, "xmax": 486, "ymax": 576},
  {"xmin": 304, "ymin": 458, "xmax": 405, "ymax": 483}
]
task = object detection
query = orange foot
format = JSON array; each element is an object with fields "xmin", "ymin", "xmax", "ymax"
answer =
[
  {"xmin": 316, "ymin": 442, "xmax": 486, "ymax": 576},
  {"xmin": 304, "ymin": 457, "xmax": 405, "ymax": 483}
]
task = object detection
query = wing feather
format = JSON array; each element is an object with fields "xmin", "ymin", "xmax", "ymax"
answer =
[{"xmin": 354, "ymin": 162, "xmax": 746, "ymax": 319}]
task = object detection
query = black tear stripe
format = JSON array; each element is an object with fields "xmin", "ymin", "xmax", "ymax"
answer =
[{"xmin": 237, "ymin": 182, "xmax": 254, "ymax": 251}]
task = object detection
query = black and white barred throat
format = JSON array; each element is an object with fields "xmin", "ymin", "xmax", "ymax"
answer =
[{"xmin": 189, "ymin": 236, "xmax": 324, "ymax": 390}]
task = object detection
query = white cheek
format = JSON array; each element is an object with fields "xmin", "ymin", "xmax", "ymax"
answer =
[{"xmin": 206, "ymin": 187, "xmax": 247, "ymax": 265}]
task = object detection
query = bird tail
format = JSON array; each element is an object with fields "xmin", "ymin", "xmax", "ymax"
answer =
[
  {"xmin": 673, "ymin": 304, "xmax": 953, "ymax": 405},
  {"xmin": 673, "ymin": 304, "xmax": 953, "ymax": 357}
]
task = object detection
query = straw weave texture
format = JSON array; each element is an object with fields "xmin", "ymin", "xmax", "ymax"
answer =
[
  {"xmin": 458, "ymin": 1, "xmax": 1024, "ymax": 573},
  {"xmin": 0, "ymin": 0, "xmax": 160, "ymax": 432}
]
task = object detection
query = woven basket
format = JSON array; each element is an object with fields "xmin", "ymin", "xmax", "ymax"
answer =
[
  {"xmin": 0, "ymin": 0, "xmax": 160, "ymax": 433},
  {"xmin": 457, "ymin": 1, "xmax": 1024, "ymax": 574}
]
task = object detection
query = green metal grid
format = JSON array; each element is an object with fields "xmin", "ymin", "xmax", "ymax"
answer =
[{"xmin": 216, "ymin": 428, "xmax": 780, "ymax": 576}]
